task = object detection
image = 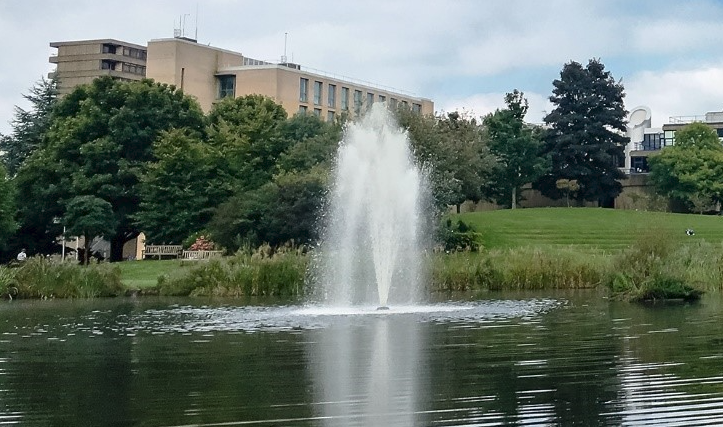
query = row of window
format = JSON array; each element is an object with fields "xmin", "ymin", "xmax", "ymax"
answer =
[
  {"xmin": 101, "ymin": 44, "xmax": 147, "ymax": 60},
  {"xmin": 100, "ymin": 60, "xmax": 146, "ymax": 75},
  {"xmin": 299, "ymin": 78, "xmax": 421, "ymax": 114}
]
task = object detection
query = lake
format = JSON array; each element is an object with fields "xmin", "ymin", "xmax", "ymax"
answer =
[{"xmin": 1, "ymin": 291, "xmax": 723, "ymax": 426}]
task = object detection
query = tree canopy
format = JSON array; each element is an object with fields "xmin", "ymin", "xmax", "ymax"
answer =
[
  {"xmin": 535, "ymin": 59, "xmax": 628, "ymax": 206},
  {"xmin": 63, "ymin": 195, "xmax": 117, "ymax": 265},
  {"xmin": 483, "ymin": 90, "xmax": 548, "ymax": 208},
  {"xmin": 14, "ymin": 77, "xmax": 205, "ymax": 260},
  {"xmin": 648, "ymin": 122, "xmax": 723, "ymax": 213}
]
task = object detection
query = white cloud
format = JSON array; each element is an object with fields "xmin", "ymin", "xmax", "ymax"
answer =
[{"xmin": 625, "ymin": 64, "xmax": 723, "ymax": 127}]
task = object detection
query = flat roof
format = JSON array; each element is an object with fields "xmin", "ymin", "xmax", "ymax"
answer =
[{"xmin": 50, "ymin": 39, "xmax": 146, "ymax": 50}]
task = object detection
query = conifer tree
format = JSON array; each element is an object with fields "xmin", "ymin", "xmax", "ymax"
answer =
[{"xmin": 534, "ymin": 59, "xmax": 628, "ymax": 206}]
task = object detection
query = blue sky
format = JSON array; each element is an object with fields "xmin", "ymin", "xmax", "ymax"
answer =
[{"xmin": 2, "ymin": 0, "xmax": 723, "ymax": 135}]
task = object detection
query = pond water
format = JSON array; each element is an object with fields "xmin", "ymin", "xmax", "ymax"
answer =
[{"xmin": 1, "ymin": 291, "xmax": 723, "ymax": 426}]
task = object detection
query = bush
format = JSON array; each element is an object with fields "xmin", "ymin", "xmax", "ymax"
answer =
[
  {"xmin": 437, "ymin": 219, "xmax": 481, "ymax": 252},
  {"xmin": 6, "ymin": 257, "xmax": 123, "ymax": 299},
  {"xmin": 156, "ymin": 246, "xmax": 308, "ymax": 297}
]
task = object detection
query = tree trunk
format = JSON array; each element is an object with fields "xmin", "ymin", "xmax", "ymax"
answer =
[
  {"xmin": 110, "ymin": 235, "xmax": 126, "ymax": 262},
  {"xmin": 511, "ymin": 187, "xmax": 517, "ymax": 209},
  {"xmin": 83, "ymin": 238, "xmax": 90, "ymax": 266}
]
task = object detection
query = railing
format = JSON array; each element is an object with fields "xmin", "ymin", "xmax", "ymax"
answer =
[
  {"xmin": 182, "ymin": 250, "xmax": 223, "ymax": 261},
  {"xmin": 143, "ymin": 245, "xmax": 182, "ymax": 259}
]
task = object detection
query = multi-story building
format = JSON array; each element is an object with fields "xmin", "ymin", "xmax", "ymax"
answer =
[
  {"xmin": 145, "ymin": 37, "xmax": 434, "ymax": 118},
  {"xmin": 48, "ymin": 36, "xmax": 434, "ymax": 118},
  {"xmin": 625, "ymin": 107, "xmax": 723, "ymax": 174},
  {"xmin": 49, "ymin": 39, "xmax": 147, "ymax": 95}
]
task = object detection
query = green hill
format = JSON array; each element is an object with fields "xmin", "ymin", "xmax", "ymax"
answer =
[{"xmin": 456, "ymin": 207, "xmax": 723, "ymax": 253}]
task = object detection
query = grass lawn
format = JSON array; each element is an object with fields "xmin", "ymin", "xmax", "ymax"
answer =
[
  {"xmin": 456, "ymin": 207, "xmax": 723, "ymax": 252},
  {"xmin": 116, "ymin": 259, "xmax": 193, "ymax": 289}
]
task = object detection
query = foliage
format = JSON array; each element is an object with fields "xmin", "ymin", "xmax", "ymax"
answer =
[
  {"xmin": 4, "ymin": 256, "xmax": 123, "ymax": 299},
  {"xmin": 397, "ymin": 109, "xmax": 496, "ymax": 211},
  {"xmin": 648, "ymin": 122, "xmax": 723, "ymax": 213},
  {"xmin": 276, "ymin": 112, "xmax": 341, "ymax": 174},
  {"xmin": 188, "ymin": 235, "xmax": 215, "ymax": 251},
  {"xmin": 134, "ymin": 129, "xmax": 226, "ymax": 243},
  {"xmin": 207, "ymin": 95, "xmax": 289, "ymax": 192},
  {"xmin": 14, "ymin": 77, "xmax": 205, "ymax": 260},
  {"xmin": 606, "ymin": 230, "xmax": 704, "ymax": 301},
  {"xmin": 63, "ymin": 195, "xmax": 117, "ymax": 265},
  {"xmin": 0, "ymin": 165, "xmax": 18, "ymax": 251},
  {"xmin": 535, "ymin": 59, "xmax": 628, "ymax": 205},
  {"xmin": 483, "ymin": 90, "xmax": 548, "ymax": 208},
  {"xmin": 155, "ymin": 248, "xmax": 308, "ymax": 297},
  {"xmin": 437, "ymin": 219, "xmax": 481, "ymax": 252},
  {"xmin": 0, "ymin": 75, "xmax": 59, "ymax": 175},
  {"xmin": 556, "ymin": 179, "xmax": 580, "ymax": 207},
  {"xmin": 208, "ymin": 167, "xmax": 327, "ymax": 251}
]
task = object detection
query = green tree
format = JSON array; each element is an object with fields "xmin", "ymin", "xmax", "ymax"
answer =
[
  {"xmin": 535, "ymin": 59, "xmax": 628, "ymax": 206},
  {"xmin": 484, "ymin": 90, "xmax": 548, "ymax": 208},
  {"xmin": 398, "ymin": 109, "xmax": 496, "ymax": 212},
  {"xmin": 63, "ymin": 196, "xmax": 117, "ymax": 265},
  {"xmin": 0, "ymin": 75, "xmax": 59, "ymax": 175},
  {"xmin": 207, "ymin": 95, "xmax": 288, "ymax": 191},
  {"xmin": 648, "ymin": 122, "xmax": 723, "ymax": 213},
  {"xmin": 0, "ymin": 165, "xmax": 18, "ymax": 252},
  {"xmin": 134, "ymin": 129, "xmax": 227, "ymax": 244},
  {"xmin": 15, "ymin": 77, "xmax": 205, "ymax": 260},
  {"xmin": 276, "ymin": 113, "xmax": 341, "ymax": 174}
]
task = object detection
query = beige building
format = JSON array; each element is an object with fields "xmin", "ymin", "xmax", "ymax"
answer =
[
  {"xmin": 145, "ymin": 37, "xmax": 434, "ymax": 118},
  {"xmin": 49, "ymin": 39, "xmax": 147, "ymax": 95}
]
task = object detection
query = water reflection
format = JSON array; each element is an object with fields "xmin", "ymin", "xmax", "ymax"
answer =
[{"xmin": 307, "ymin": 314, "xmax": 425, "ymax": 426}]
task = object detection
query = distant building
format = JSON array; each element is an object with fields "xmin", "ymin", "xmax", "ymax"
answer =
[
  {"xmin": 49, "ymin": 36, "xmax": 434, "ymax": 119},
  {"xmin": 49, "ymin": 39, "xmax": 147, "ymax": 95},
  {"xmin": 624, "ymin": 107, "xmax": 723, "ymax": 174},
  {"xmin": 145, "ymin": 37, "xmax": 433, "ymax": 118}
]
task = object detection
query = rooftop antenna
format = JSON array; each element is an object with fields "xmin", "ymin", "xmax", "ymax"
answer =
[
  {"xmin": 194, "ymin": 3, "xmax": 199, "ymax": 41},
  {"xmin": 281, "ymin": 32, "xmax": 288, "ymax": 63}
]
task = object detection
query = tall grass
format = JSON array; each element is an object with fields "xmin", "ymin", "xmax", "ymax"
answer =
[
  {"xmin": 2, "ymin": 257, "xmax": 123, "ymax": 299},
  {"xmin": 156, "ymin": 247, "xmax": 308, "ymax": 297},
  {"xmin": 430, "ymin": 247, "xmax": 609, "ymax": 292}
]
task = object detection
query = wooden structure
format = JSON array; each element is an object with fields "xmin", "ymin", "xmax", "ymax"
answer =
[
  {"xmin": 182, "ymin": 250, "xmax": 223, "ymax": 261},
  {"xmin": 143, "ymin": 245, "xmax": 182, "ymax": 260}
]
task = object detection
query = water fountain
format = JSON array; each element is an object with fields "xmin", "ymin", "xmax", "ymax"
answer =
[{"xmin": 317, "ymin": 103, "xmax": 427, "ymax": 309}]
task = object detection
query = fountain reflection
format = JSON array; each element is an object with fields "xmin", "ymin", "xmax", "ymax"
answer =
[{"xmin": 306, "ymin": 313, "xmax": 426, "ymax": 427}]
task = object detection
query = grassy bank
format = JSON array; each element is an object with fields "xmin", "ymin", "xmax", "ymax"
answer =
[{"xmin": 3, "ymin": 208, "xmax": 722, "ymax": 301}]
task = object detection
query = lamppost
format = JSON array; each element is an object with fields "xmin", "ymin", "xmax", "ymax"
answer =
[{"xmin": 53, "ymin": 217, "xmax": 66, "ymax": 261}]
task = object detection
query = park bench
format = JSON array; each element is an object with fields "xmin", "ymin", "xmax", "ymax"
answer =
[
  {"xmin": 181, "ymin": 250, "xmax": 223, "ymax": 261},
  {"xmin": 143, "ymin": 245, "xmax": 183, "ymax": 260}
]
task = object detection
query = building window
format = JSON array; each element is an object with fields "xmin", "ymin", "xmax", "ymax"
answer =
[
  {"xmin": 402, "ymin": 100, "xmax": 409, "ymax": 108},
  {"xmin": 102, "ymin": 44, "xmax": 117, "ymax": 54},
  {"xmin": 412, "ymin": 103, "xmax": 421, "ymax": 113},
  {"xmin": 390, "ymin": 98, "xmax": 397, "ymax": 109},
  {"xmin": 313, "ymin": 81, "xmax": 322, "ymax": 106},
  {"xmin": 299, "ymin": 105, "xmax": 308, "ymax": 114},
  {"xmin": 300, "ymin": 78, "xmax": 309, "ymax": 102},
  {"xmin": 101, "ymin": 60, "xmax": 116, "ymax": 70},
  {"xmin": 314, "ymin": 108, "xmax": 322, "ymax": 117},
  {"xmin": 217, "ymin": 75, "xmax": 235, "ymax": 99},
  {"xmin": 378, "ymin": 94, "xmax": 386, "ymax": 103},
  {"xmin": 328, "ymin": 84, "xmax": 336, "ymax": 108},
  {"xmin": 341, "ymin": 87, "xmax": 349, "ymax": 111},
  {"xmin": 366, "ymin": 93, "xmax": 374, "ymax": 110},
  {"xmin": 354, "ymin": 90, "xmax": 363, "ymax": 114},
  {"xmin": 327, "ymin": 111, "xmax": 335, "ymax": 122}
]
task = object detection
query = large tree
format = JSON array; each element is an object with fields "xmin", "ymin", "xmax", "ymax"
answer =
[
  {"xmin": 0, "ymin": 75, "xmax": 59, "ymax": 175},
  {"xmin": 397, "ymin": 109, "xmax": 496, "ymax": 212},
  {"xmin": 484, "ymin": 90, "xmax": 548, "ymax": 208},
  {"xmin": 63, "ymin": 196, "xmax": 117, "ymax": 265},
  {"xmin": 534, "ymin": 59, "xmax": 628, "ymax": 206},
  {"xmin": 15, "ymin": 77, "xmax": 205, "ymax": 260},
  {"xmin": 648, "ymin": 122, "xmax": 723, "ymax": 213}
]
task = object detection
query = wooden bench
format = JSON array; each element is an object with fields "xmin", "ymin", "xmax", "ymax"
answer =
[
  {"xmin": 143, "ymin": 245, "xmax": 183, "ymax": 260},
  {"xmin": 182, "ymin": 250, "xmax": 223, "ymax": 261}
]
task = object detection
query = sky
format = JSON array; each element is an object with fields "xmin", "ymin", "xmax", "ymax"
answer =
[{"xmin": 2, "ymin": 0, "xmax": 723, "ymax": 135}]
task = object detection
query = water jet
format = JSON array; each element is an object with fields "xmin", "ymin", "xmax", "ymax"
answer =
[{"xmin": 317, "ymin": 103, "xmax": 427, "ymax": 308}]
